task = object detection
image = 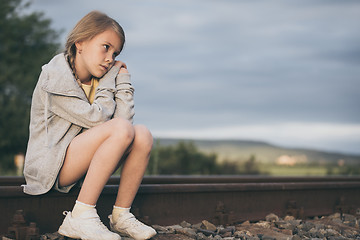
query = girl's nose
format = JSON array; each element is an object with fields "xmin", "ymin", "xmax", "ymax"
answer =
[{"xmin": 105, "ymin": 53, "xmax": 114, "ymax": 63}]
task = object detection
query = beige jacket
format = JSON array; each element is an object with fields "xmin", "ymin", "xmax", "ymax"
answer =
[{"xmin": 23, "ymin": 53, "xmax": 134, "ymax": 195}]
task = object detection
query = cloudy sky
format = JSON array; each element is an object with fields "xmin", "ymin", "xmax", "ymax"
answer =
[{"xmin": 27, "ymin": 0, "xmax": 360, "ymax": 154}]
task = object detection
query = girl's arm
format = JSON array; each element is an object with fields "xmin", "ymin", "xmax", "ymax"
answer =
[
  {"xmin": 43, "ymin": 66, "xmax": 120, "ymax": 129},
  {"xmin": 113, "ymin": 69, "xmax": 135, "ymax": 122},
  {"xmin": 112, "ymin": 61, "xmax": 135, "ymax": 122}
]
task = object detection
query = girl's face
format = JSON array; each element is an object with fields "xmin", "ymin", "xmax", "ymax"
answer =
[{"xmin": 75, "ymin": 29, "xmax": 121, "ymax": 82}]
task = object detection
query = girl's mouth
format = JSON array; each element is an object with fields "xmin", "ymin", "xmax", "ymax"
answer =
[{"xmin": 100, "ymin": 65, "xmax": 108, "ymax": 71}]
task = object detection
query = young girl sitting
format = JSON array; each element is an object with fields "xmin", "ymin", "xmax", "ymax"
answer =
[{"xmin": 23, "ymin": 11, "xmax": 156, "ymax": 240}]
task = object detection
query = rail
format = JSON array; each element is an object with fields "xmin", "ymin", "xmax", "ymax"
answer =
[{"xmin": 1, "ymin": 175, "xmax": 360, "ymax": 235}]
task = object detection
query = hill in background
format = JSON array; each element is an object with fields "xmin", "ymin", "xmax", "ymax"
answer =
[{"xmin": 155, "ymin": 138, "xmax": 360, "ymax": 166}]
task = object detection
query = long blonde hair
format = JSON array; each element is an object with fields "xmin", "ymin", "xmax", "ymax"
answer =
[{"xmin": 65, "ymin": 11, "xmax": 125, "ymax": 83}]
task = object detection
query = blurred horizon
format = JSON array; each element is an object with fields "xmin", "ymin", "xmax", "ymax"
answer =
[{"xmin": 24, "ymin": 0, "xmax": 360, "ymax": 155}]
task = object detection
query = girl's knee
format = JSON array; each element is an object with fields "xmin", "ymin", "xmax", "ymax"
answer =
[
  {"xmin": 110, "ymin": 118, "xmax": 135, "ymax": 144},
  {"xmin": 134, "ymin": 125, "xmax": 153, "ymax": 151}
]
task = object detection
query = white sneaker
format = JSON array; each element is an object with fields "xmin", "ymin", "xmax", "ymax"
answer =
[
  {"xmin": 109, "ymin": 212, "xmax": 156, "ymax": 240},
  {"xmin": 58, "ymin": 209, "xmax": 121, "ymax": 240}
]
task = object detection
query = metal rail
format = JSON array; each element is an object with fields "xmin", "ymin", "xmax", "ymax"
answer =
[
  {"xmin": 1, "ymin": 176, "xmax": 360, "ymax": 235},
  {"xmin": 2, "ymin": 175, "xmax": 360, "ymax": 186}
]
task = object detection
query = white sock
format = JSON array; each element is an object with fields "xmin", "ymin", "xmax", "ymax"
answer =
[
  {"xmin": 72, "ymin": 200, "xmax": 95, "ymax": 218},
  {"xmin": 112, "ymin": 206, "xmax": 131, "ymax": 222}
]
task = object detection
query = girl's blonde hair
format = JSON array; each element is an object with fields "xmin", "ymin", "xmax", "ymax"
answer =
[{"xmin": 65, "ymin": 11, "xmax": 125, "ymax": 81}]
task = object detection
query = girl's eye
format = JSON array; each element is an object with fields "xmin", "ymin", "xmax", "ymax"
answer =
[{"xmin": 103, "ymin": 45, "xmax": 110, "ymax": 51}]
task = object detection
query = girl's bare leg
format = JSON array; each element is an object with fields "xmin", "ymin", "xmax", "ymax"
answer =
[
  {"xmin": 108, "ymin": 124, "xmax": 157, "ymax": 240},
  {"xmin": 58, "ymin": 117, "xmax": 135, "ymax": 205},
  {"xmin": 115, "ymin": 125, "xmax": 153, "ymax": 207}
]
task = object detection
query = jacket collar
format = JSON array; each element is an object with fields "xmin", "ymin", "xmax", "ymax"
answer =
[{"xmin": 41, "ymin": 53, "xmax": 87, "ymax": 99}]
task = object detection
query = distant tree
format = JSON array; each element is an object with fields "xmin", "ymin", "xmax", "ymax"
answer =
[
  {"xmin": 0, "ymin": 0, "xmax": 60, "ymax": 172},
  {"xmin": 216, "ymin": 160, "xmax": 241, "ymax": 175},
  {"xmin": 242, "ymin": 155, "xmax": 261, "ymax": 175},
  {"xmin": 148, "ymin": 141, "xmax": 218, "ymax": 175},
  {"xmin": 148, "ymin": 141, "xmax": 264, "ymax": 175}
]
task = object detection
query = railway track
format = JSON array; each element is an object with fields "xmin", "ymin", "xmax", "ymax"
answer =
[{"xmin": 1, "ymin": 176, "xmax": 360, "ymax": 236}]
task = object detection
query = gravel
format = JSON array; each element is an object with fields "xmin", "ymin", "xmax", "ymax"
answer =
[
  {"xmin": 4, "ymin": 212, "xmax": 359, "ymax": 240},
  {"xmin": 151, "ymin": 212, "xmax": 359, "ymax": 240}
]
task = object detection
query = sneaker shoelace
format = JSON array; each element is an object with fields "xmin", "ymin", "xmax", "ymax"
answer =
[
  {"xmin": 122, "ymin": 213, "xmax": 146, "ymax": 229},
  {"xmin": 89, "ymin": 215, "xmax": 109, "ymax": 231},
  {"xmin": 64, "ymin": 210, "xmax": 109, "ymax": 232}
]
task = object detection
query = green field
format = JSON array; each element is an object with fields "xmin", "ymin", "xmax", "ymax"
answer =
[{"xmin": 258, "ymin": 164, "xmax": 329, "ymax": 176}]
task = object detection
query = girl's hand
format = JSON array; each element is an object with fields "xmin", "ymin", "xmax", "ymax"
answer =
[{"xmin": 114, "ymin": 60, "xmax": 128, "ymax": 73}]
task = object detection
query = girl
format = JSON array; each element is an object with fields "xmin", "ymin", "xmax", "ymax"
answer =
[{"xmin": 23, "ymin": 11, "xmax": 156, "ymax": 240}]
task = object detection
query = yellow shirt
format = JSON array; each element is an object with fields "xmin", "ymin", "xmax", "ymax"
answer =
[{"xmin": 81, "ymin": 78, "xmax": 99, "ymax": 104}]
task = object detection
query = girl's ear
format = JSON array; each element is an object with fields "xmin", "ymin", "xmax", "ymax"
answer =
[{"xmin": 75, "ymin": 41, "xmax": 83, "ymax": 52}]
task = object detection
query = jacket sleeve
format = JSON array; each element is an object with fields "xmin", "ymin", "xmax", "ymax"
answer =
[
  {"xmin": 113, "ymin": 73, "xmax": 135, "ymax": 123},
  {"xmin": 44, "ymin": 67, "xmax": 120, "ymax": 129}
]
